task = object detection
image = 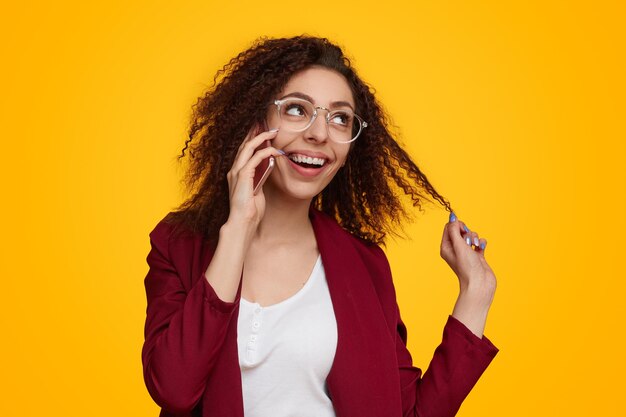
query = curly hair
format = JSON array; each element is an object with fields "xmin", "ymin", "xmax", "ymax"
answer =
[{"xmin": 165, "ymin": 35, "xmax": 453, "ymax": 246}]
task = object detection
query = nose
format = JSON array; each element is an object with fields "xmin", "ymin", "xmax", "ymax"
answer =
[{"xmin": 305, "ymin": 111, "xmax": 330, "ymax": 143}]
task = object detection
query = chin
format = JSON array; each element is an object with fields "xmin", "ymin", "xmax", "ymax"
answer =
[
  {"xmin": 267, "ymin": 165, "xmax": 337, "ymax": 201},
  {"xmin": 281, "ymin": 183, "xmax": 325, "ymax": 201}
]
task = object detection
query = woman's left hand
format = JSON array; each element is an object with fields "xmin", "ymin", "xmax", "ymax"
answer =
[
  {"xmin": 440, "ymin": 212, "xmax": 497, "ymax": 337},
  {"xmin": 440, "ymin": 212, "xmax": 496, "ymax": 304}
]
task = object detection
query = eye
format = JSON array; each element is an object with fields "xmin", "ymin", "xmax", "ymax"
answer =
[
  {"xmin": 330, "ymin": 111, "xmax": 352, "ymax": 127},
  {"xmin": 284, "ymin": 103, "xmax": 307, "ymax": 117}
]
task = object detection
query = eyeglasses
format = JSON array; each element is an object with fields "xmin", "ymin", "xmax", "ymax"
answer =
[{"xmin": 270, "ymin": 97, "xmax": 368, "ymax": 143}]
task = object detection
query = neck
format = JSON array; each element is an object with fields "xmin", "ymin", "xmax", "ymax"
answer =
[{"xmin": 254, "ymin": 187, "xmax": 315, "ymax": 246}]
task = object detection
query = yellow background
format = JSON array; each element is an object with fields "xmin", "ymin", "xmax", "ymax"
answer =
[{"xmin": 1, "ymin": 1, "xmax": 624, "ymax": 415}]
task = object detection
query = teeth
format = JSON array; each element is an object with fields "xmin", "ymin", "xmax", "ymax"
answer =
[{"xmin": 288, "ymin": 154, "xmax": 326, "ymax": 166}]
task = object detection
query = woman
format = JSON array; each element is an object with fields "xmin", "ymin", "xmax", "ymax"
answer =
[{"xmin": 142, "ymin": 36, "xmax": 498, "ymax": 417}]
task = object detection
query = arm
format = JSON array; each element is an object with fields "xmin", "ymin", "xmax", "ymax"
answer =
[
  {"xmin": 397, "ymin": 310, "xmax": 498, "ymax": 417},
  {"xmin": 451, "ymin": 287, "xmax": 494, "ymax": 339},
  {"xmin": 366, "ymin": 243, "xmax": 498, "ymax": 417},
  {"xmin": 398, "ymin": 213, "xmax": 498, "ymax": 416},
  {"xmin": 141, "ymin": 127, "xmax": 286, "ymax": 412},
  {"xmin": 141, "ymin": 220, "xmax": 241, "ymax": 413}
]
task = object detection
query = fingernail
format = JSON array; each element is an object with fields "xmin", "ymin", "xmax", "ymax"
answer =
[
  {"xmin": 465, "ymin": 236, "xmax": 471, "ymax": 246},
  {"xmin": 449, "ymin": 212, "xmax": 457, "ymax": 222},
  {"xmin": 480, "ymin": 242, "xmax": 486, "ymax": 250},
  {"xmin": 269, "ymin": 128, "xmax": 279, "ymax": 132},
  {"xmin": 473, "ymin": 237, "xmax": 479, "ymax": 246},
  {"xmin": 463, "ymin": 224, "xmax": 470, "ymax": 233},
  {"xmin": 277, "ymin": 149, "xmax": 286, "ymax": 155}
]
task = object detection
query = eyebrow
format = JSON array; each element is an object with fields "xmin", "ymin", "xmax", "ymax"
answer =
[{"xmin": 278, "ymin": 92, "xmax": 355, "ymax": 111}]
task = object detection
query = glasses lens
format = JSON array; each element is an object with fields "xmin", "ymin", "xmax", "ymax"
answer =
[
  {"xmin": 328, "ymin": 110, "xmax": 359, "ymax": 143},
  {"xmin": 278, "ymin": 98, "xmax": 315, "ymax": 131},
  {"xmin": 276, "ymin": 98, "xmax": 365, "ymax": 143}
]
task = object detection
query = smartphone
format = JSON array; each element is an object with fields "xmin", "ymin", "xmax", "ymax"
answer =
[{"xmin": 252, "ymin": 124, "xmax": 275, "ymax": 195}]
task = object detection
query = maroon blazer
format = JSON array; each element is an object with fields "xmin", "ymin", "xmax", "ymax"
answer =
[{"xmin": 142, "ymin": 206, "xmax": 498, "ymax": 417}]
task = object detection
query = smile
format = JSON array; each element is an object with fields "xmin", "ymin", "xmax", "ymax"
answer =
[
  {"xmin": 285, "ymin": 153, "xmax": 331, "ymax": 177},
  {"xmin": 287, "ymin": 153, "xmax": 328, "ymax": 168}
]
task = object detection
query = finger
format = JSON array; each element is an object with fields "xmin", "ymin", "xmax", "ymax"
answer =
[
  {"xmin": 440, "ymin": 221, "xmax": 453, "ymax": 252},
  {"xmin": 236, "ymin": 146, "xmax": 286, "ymax": 186},
  {"xmin": 440, "ymin": 220, "xmax": 457, "ymax": 268},
  {"xmin": 477, "ymin": 237, "xmax": 488, "ymax": 253},
  {"xmin": 446, "ymin": 218, "xmax": 471, "ymax": 253},
  {"xmin": 233, "ymin": 125, "xmax": 258, "ymax": 162},
  {"xmin": 462, "ymin": 225, "xmax": 471, "ymax": 247},
  {"xmin": 233, "ymin": 123, "xmax": 276, "ymax": 163},
  {"xmin": 441, "ymin": 213, "xmax": 458, "ymax": 247},
  {"xmin": 231, "ymin": 129, "xmax": 280, "ymax": 176},
  {"xmin": 457, "ymin": 221, "xmax": 478, "ymax": 248},
  {"xmin": 241, "ymin": 123, "xmax": 265, "ymax": 146},
  {"xmin": 228, "ymin": 130, "xmax": 276, "ymax": 190},
  {"xmin": 469, "ymin": 231, "xmax": 480, "ymax": 248},
  {"xmin": 234, "ymin": 126, "xmax": 277, "ymax": 162}
]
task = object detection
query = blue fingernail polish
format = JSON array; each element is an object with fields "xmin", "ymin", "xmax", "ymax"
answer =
[
  {"xmin": 480, "ymin": 242, "xmax": 486, "ymax": 250},
  {"xmin": 277, "ymin": 149, "xmax": 286, "ymax": 155},
  {"xmin": 473, "ymin": 237, "xmax": 479, "ymax": 246},
  {"xmin": 449, "ymin": 212, "xmax": 457, "ymax": 222},
  {"xmin": 466, "ymin": 237, "xmax": 471, "ymax": 246},
  {"xmin": 463, "ymin": 225, "xmax": 469, "ymax": 233}
]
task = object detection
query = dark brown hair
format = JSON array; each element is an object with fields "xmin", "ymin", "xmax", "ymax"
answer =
[{"xmin": 166, "ymin": 35, "xmax": 452, "ymax": 246}]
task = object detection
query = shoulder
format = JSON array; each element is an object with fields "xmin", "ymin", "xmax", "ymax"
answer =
[
  {"xmin": 147, "ymin": 212, "xmax": 217, "ymax": 289},
  {"xmin": 148, "ymin": 211, "xmax": 209, "ymax": 258},
  {"xmin": 148, "ymin": 213, "xmax": 174, "ymax": 245},
  {"xmin": 311, "ymin": 208, "xmax": 399, "ymax": 328},
  {"xmin": 310, "ymin": 207, "xmax": 392, "ymax": 282}
]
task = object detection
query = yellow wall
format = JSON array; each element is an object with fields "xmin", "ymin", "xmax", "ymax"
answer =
[{"xmin": 1, "ymin": 1, "xmax": 624, "ymax": 415}]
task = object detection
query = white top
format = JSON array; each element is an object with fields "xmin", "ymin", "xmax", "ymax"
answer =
[{"xmin": 237, "ymin": 254, "xmax": 338, "ymax": 417}]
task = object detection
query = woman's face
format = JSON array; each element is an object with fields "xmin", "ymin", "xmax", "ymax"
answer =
[{"xmin": 263, "ymin": 66, "xmax": 354, "ymax": 202}]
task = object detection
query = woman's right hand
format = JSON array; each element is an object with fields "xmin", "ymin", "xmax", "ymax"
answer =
[
  {"xmin": 203, "ymin": 126, "xmax": 284, "ymax": 304},
  {"xmin": 225, "ymin": 125, "xmax": 284, "ymax": 233}
]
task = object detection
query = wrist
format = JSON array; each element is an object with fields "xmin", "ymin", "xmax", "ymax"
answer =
[
  {"xmin": 221, "ymin": 217, "xmax": 254, "ymax": 237},
  {"xmin": 454, "ymin": 291, "xmax": 492, "ymax": 316},
  {"xmin": 458, "ymin": 279, "xmax": 496, "ymax": 305},
  {"xmin": 219, "ymin": 221, "xmax": 253, "ymax": 253},
  {"xmin": 451, "ymin": 294, "xmax": 492, "ymax": 338}
]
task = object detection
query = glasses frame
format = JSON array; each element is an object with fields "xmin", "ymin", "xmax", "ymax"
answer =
[{"xmin": 271, "ymin": 97, "xmax": 368, "ymax": 143}]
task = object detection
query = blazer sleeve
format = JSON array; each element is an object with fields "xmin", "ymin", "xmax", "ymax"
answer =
[
  {"xmin": 396, "ymin": 311, "xmax": 499, "ymax": 417},
  {"xmin": 369, "ymin": 244, "xmax": 499, "ymax": 417},
  {"xmin": 141, "ymin": 219, "xmax": 240, "ymax": 413}
]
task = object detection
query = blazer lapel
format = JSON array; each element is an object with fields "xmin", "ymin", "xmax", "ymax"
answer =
[{"xmin": 309, "ymin": 207, "xmax": 402, "ymax": 417}]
